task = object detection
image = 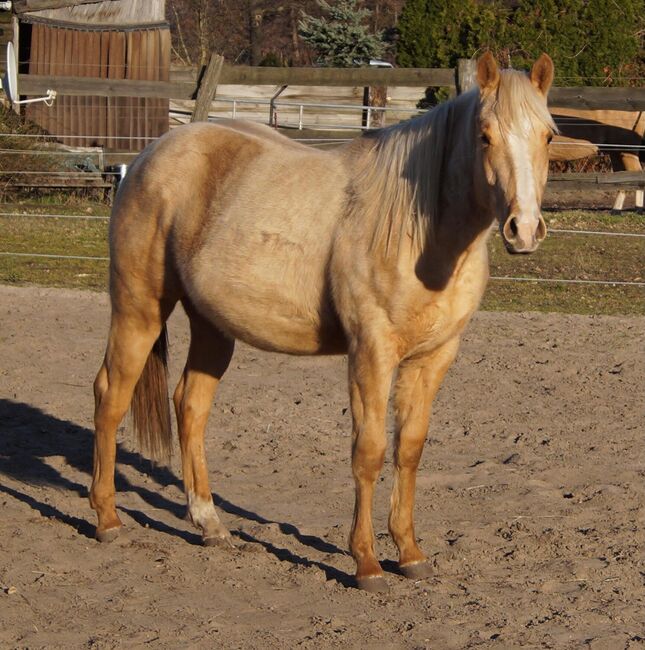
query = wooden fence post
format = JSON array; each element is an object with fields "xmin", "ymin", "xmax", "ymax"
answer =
[
  {"xmin": 456, "ymin": 58, "xmax": 477, "ymax": 94},
  {"xmin": 191, "ymin": 53, "xmax": 224, "ymax": 123}
]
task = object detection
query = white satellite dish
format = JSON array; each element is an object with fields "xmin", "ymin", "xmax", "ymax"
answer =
[{"xmin": 1, "ymin": 42, "xmax": 56, "ymax": 106}]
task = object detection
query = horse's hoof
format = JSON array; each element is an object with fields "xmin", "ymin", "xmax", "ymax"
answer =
[
  {"xmin": 203, "ymin": 534, "xmax": 236, "ymax": 550},
  {"xmin": 400, "ymin": 561, "xmax": 433, "ymax": 580},
  {"xmin": 96, "ymin": 527, "xmax": 121, "ymax": 543},
  {"xmin": 356, "ymin": 575, "xmax": 389, "ymax": 593}
]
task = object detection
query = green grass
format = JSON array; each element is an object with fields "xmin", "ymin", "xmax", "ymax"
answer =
[
  {"xmin": 483, "ymin": 209, "xmax": 645, "ymax": 314},
  {"xmin": 0, "ymin": 202, "xmax": 110, "ymax": 290},
  {"xmin": 1, "ymin": 202, "xmax": 643, "ymax": 314}
]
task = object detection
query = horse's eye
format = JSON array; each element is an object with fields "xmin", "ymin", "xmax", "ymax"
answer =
[
  {"xmin": 480, "ymin": 133, "xmax": 491, "ymax": 146},
  {"xmin": 547, "ymin": 133, "xmax": 553, "ymax": 145}
]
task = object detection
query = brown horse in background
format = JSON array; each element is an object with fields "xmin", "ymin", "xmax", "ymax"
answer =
[
  {"xmin": 90, "ymin": 53, "xmax": 556, "ymax": 592},
  {"xmin": 550, "ymin": 109, "xmax": 644, "ymax": 211}
]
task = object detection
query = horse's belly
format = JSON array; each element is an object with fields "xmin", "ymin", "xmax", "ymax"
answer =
[
  {"xmin": 216, "ymin": 305, "xmax": 344, "ymax": 355},
  {"xmin": 185, "ymin": 228, "xmax": 345, "ymax": 355},
  {"xmin": 192, "ymin": 285, "xmax": 345, "ymax": 355}
]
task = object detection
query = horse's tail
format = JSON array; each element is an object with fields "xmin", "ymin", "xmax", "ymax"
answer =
[{"xmin": 130, "ymin": 324, "xmax": 173, "ymax": 462}]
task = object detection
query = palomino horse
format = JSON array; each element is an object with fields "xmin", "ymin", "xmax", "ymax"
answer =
[
  {"xmin": 550, "ymin": 109, "xmax": 644, "ymax": 212},
  {"xmin": 91, "ymin": 53, "xmax": 555, "ymax": 592}
]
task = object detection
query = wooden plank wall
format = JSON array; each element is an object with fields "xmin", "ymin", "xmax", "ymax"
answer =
[
  {"xmin": 0, "ymin": 12, "xmax": 12, "ymax": 76},
  {"xmin": 25, "ymin": 23, "xmax": 169, "ymax": 150}
]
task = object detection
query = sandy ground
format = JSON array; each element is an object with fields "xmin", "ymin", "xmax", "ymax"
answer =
[{"xmin": 0, "ymin": 285, "xmax": 643, "ymax": 649}]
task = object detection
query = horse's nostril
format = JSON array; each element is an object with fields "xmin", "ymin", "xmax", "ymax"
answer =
[{"xmin": 508, "ymin": 217, "xmax": 518, "ymax": 237}]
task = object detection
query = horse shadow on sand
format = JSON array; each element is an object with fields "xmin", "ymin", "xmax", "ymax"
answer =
[{"xmin": 0, "ymin": 398, "xmax": 362, "ymax": 587}]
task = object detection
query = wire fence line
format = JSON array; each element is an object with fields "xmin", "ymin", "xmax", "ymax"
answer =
[
  {"xmin": 1, "ymin": 211, "xmax": 644, "ymax": 238},
  {"xmin": 2, "ymin": 211, "xmax": 644, "ymax": 237},
  {"xmin": 0, "ymin": 170, "xmax": 122, "ymax": 176},
  {"xmin": 0, "ymin": 212, "xmax": 110, "ymax": 220},
  {"xmin": 489, "ymin": 276, "xmax": 645, "ymax": 287},
  {"xmin": 1, "ymin": 134, "xmax": 643, "ymax": 151},
  {"xmin": 1, "ymin": 250, "xmax": 642, "ymax": 287},
  {"xmin": 548, "ymin": 228, "xmax": 645, "ymax": 238},
  {"xmin": 1, "ymin": 128, "xmax": 644, "ymax": 151},
  {"xmin": 0, "ymin": 252, "xmax": 110, "ymax": 261}
]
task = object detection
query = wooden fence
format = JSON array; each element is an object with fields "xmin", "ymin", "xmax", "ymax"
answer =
[
  {"xmin": 18, "ymin": 63, "xmax": 645, "ymax": 111},
  {"xmin": 6, "ymin": 59, "xmax": 645, "ymax": 194}
]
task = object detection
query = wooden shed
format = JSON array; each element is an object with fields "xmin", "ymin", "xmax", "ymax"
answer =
[
  {"xmin": 17, "ymin": 0, "xmax": 169, "ymax": 150},
  {"xmin": 0, "ymin": 7, "xmax": 16, "ymax": 79}
]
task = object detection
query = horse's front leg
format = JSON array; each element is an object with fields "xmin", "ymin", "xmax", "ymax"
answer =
[
  {"xmin": 348, "ymin": 340, "xmax": 397, "ymax": 592},
  {"xmin": 389, "ymin": 337, "xmax": 460, "ymax": 579}
]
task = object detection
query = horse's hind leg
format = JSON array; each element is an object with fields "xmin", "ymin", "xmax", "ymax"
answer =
[
  {"xmin": 91, "ymin": 301, "xmax": 171, "ymax": 541},
  {"xmin": 389, "ymin": 337, "xmax": 459, "ymax": 580},
  {"xmin": 173, "ymin": 304, "xmax": 235, "ymax": 547}
]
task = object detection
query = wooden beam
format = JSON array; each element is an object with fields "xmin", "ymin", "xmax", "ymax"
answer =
[
  {"xmin": 19, "ymin": 70, "xmax": 645, "ymax": 112},
  {"xmin": 12, "ymin": 0, "xmax": 115, "ymax": 12},
  {"xmin": 18, "ymin": 65, "xmax": 455, "ymax": 99},
  {"xmin": 548, "ymin": 171, "xmax": 645, "ymax": 192},
  {"xmin": 549, "ymin": 87, "xmax": 645, "ymax": 111},
  {"xmin": 191, "ymin": 53, "xmax": 224, "ymax": 122},
  {"xmin": 20, "ymin": 74, "xmax": 196, "ymax": 98},
  {"xmin": 174, "ymin": 64, "xmax": 457, "ymax": 88}
]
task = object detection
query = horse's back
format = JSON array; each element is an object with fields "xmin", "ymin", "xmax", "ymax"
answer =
[{"xmin": 110, "ymin": 121, "xmax": 350, "ymax": 354}]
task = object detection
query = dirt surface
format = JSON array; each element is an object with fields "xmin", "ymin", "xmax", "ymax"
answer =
[{"xmin": 0, "ymin": 285, "xmax": 643, "ymax": 649}]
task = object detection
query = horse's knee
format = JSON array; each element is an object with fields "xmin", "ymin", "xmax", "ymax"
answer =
[{"xmin": 352, "ymin": 439, "xmax": 387, "ymax": 482}]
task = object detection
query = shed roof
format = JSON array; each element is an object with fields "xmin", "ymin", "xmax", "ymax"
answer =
[{"xmin": 22, "ymin": 0, "xmax": 165, "ymax": 27}]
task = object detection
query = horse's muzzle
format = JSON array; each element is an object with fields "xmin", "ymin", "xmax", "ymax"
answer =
[{"xmin": 501, "ymin": 214, "xmax": 547, "ymax": 254}]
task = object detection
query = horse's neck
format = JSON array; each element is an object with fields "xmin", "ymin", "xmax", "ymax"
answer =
[
  {"xmin": 429, "ymin": 95, "xmax": 495, "ymax": 255},
  {"xmin": 341, "ymin": 93, "xmax": 494, "ymax": 276},
  {"xmin": 410, "ymin": 94, "xmax": 496, "ymax": 287}
]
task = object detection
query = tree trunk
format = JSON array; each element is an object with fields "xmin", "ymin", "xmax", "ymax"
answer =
[{"xmin": 248, "ymin": 0, "xmax": 264, "ymax": 65}]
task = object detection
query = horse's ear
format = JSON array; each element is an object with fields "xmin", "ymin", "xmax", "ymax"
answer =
[
  {"xmin": 530, "ymin": 53, "xmax": 554, "ymax": 96},
  {"xmin": 477, "ymin": 51, "xmax": 500, "ymax": 94}
]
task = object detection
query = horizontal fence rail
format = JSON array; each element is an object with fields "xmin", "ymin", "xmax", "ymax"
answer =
[
  {"xmin": 547, "ymin": 171, "xmax": 645, "ymax": 191},
  {"xmin": 18, "ymin": 68, "xmax": 645, "ymax": 110}
]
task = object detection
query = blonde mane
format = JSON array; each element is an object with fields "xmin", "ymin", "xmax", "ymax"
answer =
[
  {"xmin": 349, "ymin": 68, "xmax": 556, "ymax": 258},
  {"xmin": 490, "ymin": 70, "xmax": 557, "ymax": 134}
]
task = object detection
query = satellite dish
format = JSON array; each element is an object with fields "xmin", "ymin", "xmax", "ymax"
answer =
[{"xmin": 1, "ymin": 42, "xmax": 56, "ymax": 107}]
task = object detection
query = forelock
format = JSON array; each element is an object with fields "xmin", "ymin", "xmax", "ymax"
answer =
[{"xmin": 483, "ymin": 69, "xmax": 557, "ymax": 134}]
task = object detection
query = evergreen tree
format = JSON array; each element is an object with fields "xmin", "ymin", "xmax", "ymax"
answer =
[
  {"xmin": 397, "ymin": 0, "xmax": 508, "ymax": 69},
  {"xmin": 299, "ymin": 0, "xmax": 386, "ymax": 67},
  {"xmin": 577, "ymin": 0, "xmax": 643, "ymax": 85},
  {"xmin": 507, "ymin": 0, "xmax": 586, "ymax": 82},
  {"xmin": 397, "ymin": 0, "xmax": 644, "ymax": 87}
]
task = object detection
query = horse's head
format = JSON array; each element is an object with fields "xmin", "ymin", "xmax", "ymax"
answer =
[{"xmin": 476, "ymin": 52, "xmax": 555, "ymax": 254}]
